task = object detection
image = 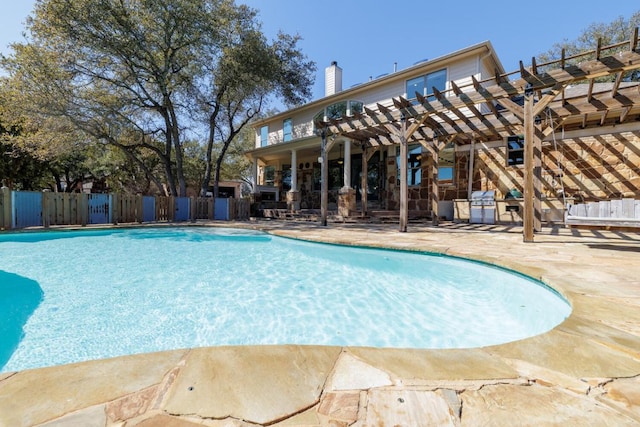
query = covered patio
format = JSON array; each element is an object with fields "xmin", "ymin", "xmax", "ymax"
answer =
[{"xmin": 317, "ymin": 31, "xmax": 640, "ymax": 241}]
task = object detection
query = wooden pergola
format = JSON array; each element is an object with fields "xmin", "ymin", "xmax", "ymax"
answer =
[{"xmin": 317, "ymin": 30, "xmax": 640, "ymax": 242}]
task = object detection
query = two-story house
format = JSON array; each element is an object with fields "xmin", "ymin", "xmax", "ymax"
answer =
[
  {"xmin": 246, "ymin": 37, "xmax": 640, "ymax": 238},
  {"xmin": 246, "ymin": 41, "xmax": 504, "ymax": 219}
]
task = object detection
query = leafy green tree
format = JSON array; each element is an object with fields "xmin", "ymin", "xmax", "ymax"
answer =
[
  {"xmin": 189, "ymin": 5, "xmax": 315, "ymax": 196},
  {"xmin": 536, "ymin": 11, "xmax": 640, "ymax": 81},
  {"xmin": 0, "ymin": 123, "xmax": 47, "ymax": 190},
  {"xmin": 216, "ymin": 122, "xmax": 255, "ymax": 193},
  {"xmin": 2, "ymin": 0, "xmax": 315, "ymax": 197}
]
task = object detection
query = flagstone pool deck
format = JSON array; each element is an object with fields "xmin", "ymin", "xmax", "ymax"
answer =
[{"xmin": 1, "ymin": 221, "xmax": 640, "ymax": 426}]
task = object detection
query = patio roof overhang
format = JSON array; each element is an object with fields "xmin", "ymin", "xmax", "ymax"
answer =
[
  {"xmin": 314, "ymin": 30, "xmax": 640, "ymax": 241},
  {"xmin": 244, "ymin": 136, "xmax": 322, "ymax": 163}
]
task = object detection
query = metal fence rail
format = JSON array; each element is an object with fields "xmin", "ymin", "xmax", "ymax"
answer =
[{"xmin": 0, "ymin": 188, "xmax": 249, "ymax": 230}]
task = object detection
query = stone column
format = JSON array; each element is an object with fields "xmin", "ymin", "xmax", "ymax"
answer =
[{"xmin": 338, "ymin": 186, "xmax": 356, "ymax": 217}]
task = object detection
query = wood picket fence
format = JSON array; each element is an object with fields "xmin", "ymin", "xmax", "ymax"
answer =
[{"xmin": 0, "ymin": 188, "xmax": 249, "ymax": 230}]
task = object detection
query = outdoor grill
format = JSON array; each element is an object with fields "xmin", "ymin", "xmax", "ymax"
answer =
[{"xmin": 470, "ymin": 190, "xmax": 496, "ymax": 224}]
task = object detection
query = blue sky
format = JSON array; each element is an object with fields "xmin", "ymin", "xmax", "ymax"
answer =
[{"xmin": 2, "ymin": 1, "xmax": 639, "ymax": 101}]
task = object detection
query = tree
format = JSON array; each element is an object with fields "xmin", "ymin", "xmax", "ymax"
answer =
[
  {"xmin": 1, "ymin": 0, "xmax": 315, "ymax": 197},
  {"xmin": 0, "ymin": 123, "xmax": 47, "ymax": 190},
  {"xmin": 188, "ymin": 5, "xmax": 315, "ymax": 196},
  {"xmin": 216, "ymin": 120, "xmax": 256, "ymax": 193},
  {"xmin": 536, "ymin": 11, "xmax": 640, "ymax": 81}
]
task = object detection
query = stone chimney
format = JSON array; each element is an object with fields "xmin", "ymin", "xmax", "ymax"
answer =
[{"xmin": 325, "ymin": 61, "xmax": 342, "ymax": 96}]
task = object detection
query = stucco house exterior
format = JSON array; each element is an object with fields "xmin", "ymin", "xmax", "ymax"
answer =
[{"xmin": 246, "ymin": 37, "xmax": 640, "ymax": 238}]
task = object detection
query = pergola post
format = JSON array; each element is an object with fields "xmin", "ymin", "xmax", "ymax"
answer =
[
  {"xmin": 534, "ymin": 126, "xmax": 543, "ymax": 232},
  {"xmin": 467, "ymin": 140, "xmax": 475, "ymax": 200},
  {"xmin": 523, "ymin": 94, "xmax": 535, "ymax": 242},
  {"xmin": 361, "ymin": 147, "xmax": 368, "ymax": 217},
  {"xmin": 320, "ymin": 129, "xmax": 328, "ymax": 226},
  {"xmin": 399, "ymin": 115, "xmax": 408, "ymax": 232},
  {"xmin": 431, "ymin": 140, "xmax": 440, "ymax": 226}
]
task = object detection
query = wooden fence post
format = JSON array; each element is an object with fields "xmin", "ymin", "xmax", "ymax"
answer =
[
  {"xmin": 136, "ymin": 195, "xmax": 143, "ymax": 223},
  {"xmin": 190, "ymin": 196, "xmax": 196, "ymax": 223},
  {"xmin": 80, "ymin": 193, "xmax": 88, "ymax": 226},
  {"xmin": 111, "ymin": 193, "xmax": 119, "ymax": 224},
  {"xmin": 42, "ymin": 190, "xmax": 51, "ymax": 228},
  {"xmin": 0, "ymin": 186, "xmax": 11, "ymax": 230}
]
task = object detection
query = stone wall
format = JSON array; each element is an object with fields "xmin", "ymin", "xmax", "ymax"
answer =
[
  {"xmin": 384, "ymin": 149, "xmax": 470, "ymax": 213},
  {"xmin": 474, "ymin": 130, "xmax": 640, "ymax": 202},
  {"xmin": 381, "ymin": 130, "xmax": 640, "ymax": 214}
]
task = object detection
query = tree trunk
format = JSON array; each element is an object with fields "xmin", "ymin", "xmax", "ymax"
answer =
[
  {"xmin": 161, "ymin": 109, "xmax": 177, "ymax": 196},
  {"xmin": 200, "ymin": 110, "xmax": 218, "ymax": 196},
  {"xmin": 167, "ymin": 100, "xmax": 186, "ymax": 196}
]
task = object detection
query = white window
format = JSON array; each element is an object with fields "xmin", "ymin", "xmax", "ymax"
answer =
[
  {"xmin": 283, "ymin": 119, "xmax": 292, "ymax": 142},
  {"xmin": 260, "ymin": 125, "xmax": 268, "ymax": 147}
]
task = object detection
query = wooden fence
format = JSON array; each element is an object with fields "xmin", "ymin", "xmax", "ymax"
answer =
[{"xmin": 0, "ymin": 188, "xmax": 250, "ymax": 230}]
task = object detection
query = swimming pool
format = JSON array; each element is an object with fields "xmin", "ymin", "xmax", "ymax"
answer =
[{"xmin": 0, "ymin": 226, "xmax": 570, "ymax": 372}]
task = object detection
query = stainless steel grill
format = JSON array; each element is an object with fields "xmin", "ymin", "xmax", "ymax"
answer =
[{"xmin": 470, "ymin": 190, "xmax": 495, "ymax": 224}]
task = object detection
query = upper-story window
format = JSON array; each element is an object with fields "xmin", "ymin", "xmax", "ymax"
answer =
[
  {"xmin": 260, "ymin": 125, "xmax": 268, "ymax": 147},
  {"xmin": 283, "ymin": 119, "xmax": 292, "ymax": 142},
  {"xmin": 406, "ymin": 69, "xmax": 447, "ymax": 100},
  {"xmin": 313, "ymin": 100, "xmax": 364, "ymax": 130}
]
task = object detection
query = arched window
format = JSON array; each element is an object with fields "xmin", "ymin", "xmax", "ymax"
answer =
[{"xmin": 313, "ymin": 100, "xmax": 364, "ymax": 131}]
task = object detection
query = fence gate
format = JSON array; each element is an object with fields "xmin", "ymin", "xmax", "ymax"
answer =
[
  {"xmin": 214, "ymin": 198, "xmax": 230, "ymax": 220},
  {"xmin": 174, "ymin": 197, "xmax": 190, "ymax": 221},
  {"xmin": 87, "ymin": 194, "xmax": 111, "ymax": 224},
  {"xmin": 142, "ymin": 196, "xmax": 156, "ymax": 222},
  {"xmin": 12, "ymin": 191, "xmax": 43, "ymax": 228}
]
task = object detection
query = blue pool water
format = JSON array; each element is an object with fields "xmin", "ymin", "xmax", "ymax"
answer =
[{"xmin": 0, "ymin": 227, "xmax": 570, "ymax": 372}]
